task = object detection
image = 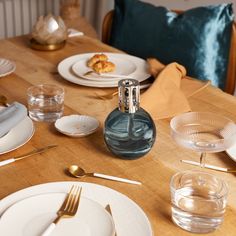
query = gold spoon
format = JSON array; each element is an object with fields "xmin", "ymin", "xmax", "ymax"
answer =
[
  {"xmin": 0, "ymin": 95, "xmax": 8, "ymax": 106},
  {"xmin": 68, "ymin": 165, "xmax": 142, "ymax": 185}
]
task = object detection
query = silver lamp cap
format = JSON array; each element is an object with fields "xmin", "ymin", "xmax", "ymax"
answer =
[{"xmin": 118, "ymin": 79, "xmax": 140, "ymax": 113}]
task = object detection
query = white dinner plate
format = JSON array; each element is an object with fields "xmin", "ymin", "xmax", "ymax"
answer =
[
  {"xmin": 72, "ymin": 55, "xmax": 136, "ymax": 81},
  {"xmin": 58, "ymin": 53, "xmax": 150, "ymax": 87},
  {"xmin": 226, "ymin": 143, "xmax": 236, "ymax": 162},
  {"xmin": 0, "ymin": 193, "xmax": 115, "ymax": 236},
  {"xmin": 0, "ymin": 182, "xmax": 153, "ymax": 236},
  {"xmin": 0, "ymin": 117, "xmax": 35, "ymax": 154},
  {"xmin": 0, "ymin": 58, "xmax": 16, "ymax": 77}
]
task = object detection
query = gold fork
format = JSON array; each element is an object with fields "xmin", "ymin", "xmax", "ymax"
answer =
[
  {"xmin": 84, "ymin": 71, "xmax": 99, "ymax": 76},
  {"xmin": 41, "ymin": 185, "xmax": 82, "ymax": 236},
  {"xmin": 84, "ymin": 70, "xmax": 133, "ymax": 79},
  {"xmin": 95, "ymin": 90, "xmax": 119, "ymax": 100}
]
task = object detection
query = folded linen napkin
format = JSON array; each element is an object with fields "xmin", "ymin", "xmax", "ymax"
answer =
[
  {"xmin": 181, "ymin": 76, "xmax": 210, "ymax": 98},
  {"xmin": 68, "ymin": 28, "xmax": 84, "ymax": 37},
  {"xmin": 0, "ymin": 102, "xmax": 27, "ymax": 137},
  {"xmin": 141, "ymin": 58, "xmax": 210, "ymax": 120}
]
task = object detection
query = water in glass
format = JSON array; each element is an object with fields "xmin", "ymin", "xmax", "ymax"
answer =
[
  {"xmin": 170, "ymin": 170, "xmax": 228, "ymax": 233},
  {"xmin": 27, "ymin": 84, "xmax": 64, "ymax": 122}
]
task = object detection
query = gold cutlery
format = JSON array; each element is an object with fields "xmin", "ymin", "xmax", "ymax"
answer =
[
  {"xmin": 41, "ymin": 185, "xmax": 82, "ymax": 236},
  {"xmin": 95, "ymin": 91, "xmax": 118, "ymax": 100},
  {"xmin": 106, "ymin": 204, "xmax": 117, "ymax": 236},
  {"xmin": 181, "ymin": 159, "xmax": 236, "ymax": 173},
  {"xmin": 0, "ymin": 95, "xmax": 8, "ymax": 106},
  {"xmin": 68, "ymin": 165, "xmax": 142, "ymax": 185},
  {"xmin": 83, "ymin": 70, "xmax": 133, "ymax": 79},
  {"xmin": 96, "ymin": 83, "xmax": 151, "ymax": 100},
  {"xmin": 0, "ymin": 144, "xmax": 57, "ymax": 167}
]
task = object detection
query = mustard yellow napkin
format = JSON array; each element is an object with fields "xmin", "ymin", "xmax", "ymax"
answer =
[
  {"xmin": 141, "ymin": 58, "xmax": 210, "ymax": 120},
  {"xmin": 181, "ymin": 76, "xmax": 210, "ymax": 98}
]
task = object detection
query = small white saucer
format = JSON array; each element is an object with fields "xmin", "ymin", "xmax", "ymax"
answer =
[
  {"xmin": 226, "ymin": 143, "xmax": 236, "ymax": 162},
  {"xmin": 0, "ymin": 58, "xmax": 16, "ymax": 77},
  {"xmin": 55, "ymin": 115, "xmax": 99, "ymax": 137}
]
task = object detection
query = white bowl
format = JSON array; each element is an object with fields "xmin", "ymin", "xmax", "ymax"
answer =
[{"xmin": 55, "ymin": 115, "xmax": 99, "ymax": 137}]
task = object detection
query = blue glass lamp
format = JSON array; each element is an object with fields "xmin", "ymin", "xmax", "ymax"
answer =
[{"xmin": 104, "ymin": 79, "xmax": 156, "ymax": 159}]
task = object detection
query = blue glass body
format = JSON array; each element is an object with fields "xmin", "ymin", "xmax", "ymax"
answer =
[{"xmin": 104, "ymin": 107, "xmax": 156, "ymax": 159}]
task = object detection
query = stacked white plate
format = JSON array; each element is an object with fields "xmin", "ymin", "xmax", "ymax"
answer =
[
  {"xmin": 0, "ymin": 193, "xmax": 115, "ymax": 236},
  {"xmin": 0, "ymin": 106, "xmax": 34, "ymax": 154},
  {"xmin": 0, "ymin": 182, "xmax": 153, "ymax": 236},
  {"xmin": 57, "ymin": 53, "xmax": 150, "ymax": 87}
]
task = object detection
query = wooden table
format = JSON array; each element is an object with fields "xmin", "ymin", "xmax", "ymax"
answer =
[{"xmin": 1, "ymin": 35, "xmax": 236, "ymax": 235}]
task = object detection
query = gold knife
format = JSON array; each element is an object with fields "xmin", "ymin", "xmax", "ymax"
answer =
[
  {"xmin": 105, "ymin": 204, "xmax": 117, "ymax": 236},
  {"xmin": 0, "ymin": 145, "xmax": 57, "ymax": 167}
]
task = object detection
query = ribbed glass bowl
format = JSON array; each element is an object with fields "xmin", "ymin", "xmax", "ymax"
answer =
[{"xmin": 170, "ymin": 112, "xmax": 236, "ymax": 153}]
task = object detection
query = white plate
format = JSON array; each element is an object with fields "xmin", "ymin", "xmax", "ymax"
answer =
[
  {"xmin": 55, "ymin": 115, "xmax": 99, "ymax": 137},
  {"xmin": 72, "ymin": 56, "xmax": 136, "ymax": 81},
  {"xmin": 0, "ymin": 58, "xmax": 16, "ymax": 77},
  {"xmin": 0, "ymin": 182, "xmax": 153, "ymax": 236},
  {"xmin": 58, "ymin": 53, "xmax": 150, "ymax": 87},
  {"xmin": 0, "ymin": 117, "xmax": 35, "ymax": 154},
  {"xmin": 226, "ymin": 143, "xmax": 236, "ymax": 162},
  {"xmin": 0, "ymin": 193, "xmax": 115, "ymax": 236}
]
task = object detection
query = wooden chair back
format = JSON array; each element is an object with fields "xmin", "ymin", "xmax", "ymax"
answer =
[
  {"xmin": 226, "ymin": 23, "xmax": 236, "ymax": 94},
  {"xmin": 102, "ymin": 10, "xmax": 114, "ymax": 44},
  {"xmin": 102, "ymin": 10, "xmax": 236, "ymax": 94}
]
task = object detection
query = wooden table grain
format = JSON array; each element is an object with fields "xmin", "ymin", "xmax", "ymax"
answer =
[{"xmin": 1, "ymin": 35, "xmax": 236, "ymax": 235}]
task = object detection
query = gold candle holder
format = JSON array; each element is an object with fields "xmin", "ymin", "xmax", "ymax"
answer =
[
  {"xmin": 29, "ymin": 39, "xmax": 66, "ymax": 51},
  {"xmin": 30, "ymin": 14, "xmax": 67, "ymax": 51}
]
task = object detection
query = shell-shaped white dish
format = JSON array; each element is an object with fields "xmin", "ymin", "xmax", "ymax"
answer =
[
  {"xmin": 0, "ymin": 58, "xmax": 16, "ymax": 77},
  {"xmin": 55, "ymin": 115, "xmax": 99, "ymax": 137}
]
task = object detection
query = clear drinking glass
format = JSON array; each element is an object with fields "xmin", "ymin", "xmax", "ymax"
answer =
[
  {"xmin": 27, "ymin": 84, "xmax": 64, "ymax": 122},
  {"xmin": 170, "ymin": 112, "xmax": 236, "ymax": 166},
  {"xmin": 170, "ymin": 170, "xmax": 228, "ymax": 233}
]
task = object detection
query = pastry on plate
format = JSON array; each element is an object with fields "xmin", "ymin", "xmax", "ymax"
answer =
[
  {"xmin": 93, "ymin": 61, "xmax": 115, "ymax": 73},
  {"xmin": 87, "ymin": 53, "xmax": 108, "ymax": 68}
]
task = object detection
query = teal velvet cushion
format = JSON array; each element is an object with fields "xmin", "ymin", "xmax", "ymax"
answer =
[{"xmin": 109, "ymin": 0, "xmax": 234, "ymax": 89}]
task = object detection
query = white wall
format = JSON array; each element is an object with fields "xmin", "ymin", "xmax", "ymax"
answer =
[
  {"xmin": 0, "ymin": 0, "xmax": 61, "ymax": 39},
  {"xmin": 83, "ymin": 0, "xmax": 114, "ymax": 38},
  {"xmin": 0, "ymin": 0, "xmax": 234, "ymax": 39}
]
